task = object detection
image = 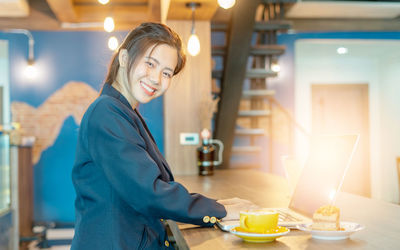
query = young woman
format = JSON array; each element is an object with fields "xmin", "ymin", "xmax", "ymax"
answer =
[{"xmin": 71, "ymin": 23, "xmax": 254, "ymax": 250}]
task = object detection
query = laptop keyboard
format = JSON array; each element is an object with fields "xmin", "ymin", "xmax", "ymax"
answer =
[{"xmin": 275, "ymin": 209, "xmax": 303, "ymax": 222}]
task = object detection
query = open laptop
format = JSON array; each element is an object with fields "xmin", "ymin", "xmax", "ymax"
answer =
[{"xmin": 217, "ymin": 134, "xmax": 360, "ymax": 230}]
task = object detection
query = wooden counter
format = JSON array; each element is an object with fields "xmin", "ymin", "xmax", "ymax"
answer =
[{"xmin": 173, "ymin": 169, "xmax": 400, "ymax": 250}]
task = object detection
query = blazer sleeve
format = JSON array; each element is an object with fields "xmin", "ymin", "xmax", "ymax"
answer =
[{"xmin": 86, "ymin": 98, "xmax": 226, "ymax": 225}]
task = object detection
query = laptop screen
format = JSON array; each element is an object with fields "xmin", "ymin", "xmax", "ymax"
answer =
[{"xmin": 288, "ymin": 134, "xmax": 359, "ymax": 217}]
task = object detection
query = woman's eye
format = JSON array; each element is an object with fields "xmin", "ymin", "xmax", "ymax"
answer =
[
  {"xmin": 163, "ymin": 72, "xmax": 172, "ymax": 78},
  {"xmin": 146, "ymin": 61, "xmax": 154, "ymax": 67}
]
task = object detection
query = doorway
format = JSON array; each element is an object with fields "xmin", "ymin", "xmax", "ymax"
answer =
[{"xmin": 312, "ymin": 84, "xmax": 370, "ymax": 197}]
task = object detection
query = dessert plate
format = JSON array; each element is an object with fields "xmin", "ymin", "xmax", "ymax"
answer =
[
  {"xmin": 296, "ymin": 222, "xmax": 365, "ymax": 240},
  {"xmin": 228, "ymin": 225, "xmax": 290, "ymax": 243}
]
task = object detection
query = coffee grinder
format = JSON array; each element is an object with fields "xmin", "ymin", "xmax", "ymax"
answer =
[{"xmin": 197, "ymin": 128, "xmax": 224, "ymax": 176}]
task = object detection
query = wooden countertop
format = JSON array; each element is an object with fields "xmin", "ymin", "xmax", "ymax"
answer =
[{"xmin": 171, "ymin": 169, "xmax": 400, "ymax": 250}]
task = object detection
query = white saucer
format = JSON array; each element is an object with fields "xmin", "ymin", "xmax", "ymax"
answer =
[
  {"xmin": 296, "ymin": 221, "xmax": 365, "ymax": 240},
  {"xmin": 228, "ymin": 225, "xmax": 290, "ymax": 243}
]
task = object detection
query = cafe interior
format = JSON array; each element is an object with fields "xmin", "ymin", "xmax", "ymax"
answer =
[{"xmin": 0, "ymin": 0, "xmax": 400, "ymax": 249}]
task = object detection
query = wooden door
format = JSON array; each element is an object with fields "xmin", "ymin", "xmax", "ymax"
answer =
[{"xmin": 312, "ymin": 84, "xmax": 370, "ymax": 197}]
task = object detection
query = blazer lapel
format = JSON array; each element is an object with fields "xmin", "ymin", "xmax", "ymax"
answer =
[{"xmin": 134, "ymin": 109, "xmax": 174, "ymax": 181}]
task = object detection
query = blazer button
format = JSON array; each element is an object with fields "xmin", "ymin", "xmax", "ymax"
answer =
[
  {"xmin": 160, "ymin": 219, "xmax": 164, "ymax": 222},
  {"xmin": 210, "ymin": 216, "xmax": 217, "ymax": 223},
  {"xmin": 203, "ymin": 216, "xmax": 210, "ymax": 223},
  {"xmin": 164, "ymin": 240, "xmax": 170, "ymax": 247}
]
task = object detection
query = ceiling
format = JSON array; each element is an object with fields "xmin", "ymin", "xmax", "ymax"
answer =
[
  {"xmin": 0, "ymin": 0, "xmax": 219, "ymax": 30},
  {"xmin": 1, "ymin": 0, "xmax": 400, "ymax": 31}
]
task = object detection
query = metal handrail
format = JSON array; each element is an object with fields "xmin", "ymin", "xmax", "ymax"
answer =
[{"xmin": 269, "ymin": 96, "xmax": 311, "ymax": 138}]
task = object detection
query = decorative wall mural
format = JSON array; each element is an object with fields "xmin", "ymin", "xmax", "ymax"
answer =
[{"xmin": 11, "ymin": 81, "xmax": 99, "ymax": 164}]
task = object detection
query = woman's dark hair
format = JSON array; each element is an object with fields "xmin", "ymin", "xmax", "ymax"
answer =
[{"xmin": 104, "ymin": 22, "xmax": 186, "ymax": 85}]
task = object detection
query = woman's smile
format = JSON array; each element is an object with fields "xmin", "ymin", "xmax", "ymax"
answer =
[
  {"xmin": 140, "ymin": 81, "xmax": 157, "ymax": 96},
  {"xmin": 126, "ymin": 43, "xmax": 178, "ymax": 106}
]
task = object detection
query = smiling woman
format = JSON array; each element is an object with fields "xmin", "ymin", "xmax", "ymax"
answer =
[
  {"xmin": 113, "ymin": 43, "xmax": 178, "ymax": 106},
  {"xmin": 71, "ymin": 22, "xmax": 254, "ymax": 250}
]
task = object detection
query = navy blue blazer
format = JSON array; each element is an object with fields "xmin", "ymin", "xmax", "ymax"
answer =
[{"xmin": 71, "ymin": 84, "xmax": 226, "ymax": 250}]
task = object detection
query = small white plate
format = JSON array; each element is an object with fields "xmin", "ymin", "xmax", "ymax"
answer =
[
  {"xmin": 228, "ymin": 225, "xmax": 290, "ymax": 243},
  {"xmin": 296, "ymin": 222, "xmax": 365, "ymax": 240}
]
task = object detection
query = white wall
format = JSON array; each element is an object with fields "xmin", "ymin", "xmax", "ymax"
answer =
[
  {"xmin": 294, "ymin": 39, "xmax": 400, "ymax": 204},
  {"xmin": 379, "ymin": 56, "xmax": 400, "ymax": 203},
  {"xmin": 0, "ymin": 40, "xmax": 10, "ymax": 124}
]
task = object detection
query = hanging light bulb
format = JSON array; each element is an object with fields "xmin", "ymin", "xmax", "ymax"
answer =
[
  {"xmin": 217, "ymin": 0, "xmax": 236, "ymax": 9},
  {"xmin": 188, "ymin": 33, "xmax": 200, "ymax": 56},
  {"xmin": 24, "ymin": 60, "xmax": 38, "ymax": 79},
  {"xmin": 104, "ymin": 16, "xmax": 115, "ymax": 32},
  {"xmin": 108, "ymin": 36, "xmax": 119, "ymax": 51},
  {"xmin": 271, "ymin": 63, "xmax": 280, "ymax": 73},
  {"xmin": 186, "ymin": 2, "xmax": 201, "ymax": 56},
  {"xmin": 3, "ymin": 29, "xmax": 37, "ymax": 79},
  {"xmin": 98, "ymin": 0, "xmax": 109, "ymax": 5},
  {"xmin": 270, "ymin": 58, "xmax": 281, "ymax": 73}
]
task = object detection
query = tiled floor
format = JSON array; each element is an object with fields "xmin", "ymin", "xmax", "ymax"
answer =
[{"xmin": 28, "ymin": 228, "xmax": 74, "ymax": 250}]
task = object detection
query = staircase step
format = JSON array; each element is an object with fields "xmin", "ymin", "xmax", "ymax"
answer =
[
  {"xmin": 232, "ymin": 146, "xmax": 262, "ymax": 153},
  {"xmin": 254, "ymin": 20, "xmax": 292, "ymax": 31},
  {"xmin": 235, "ymin": 128, "xmax": 265, "ymax": 136},
  {"xmin": 250, "ymin": 44, "xmax": 285, "ymax": 56},
  {"xmin": 242, "ymin": 89, "xmax": 275, "ymax": 98},
  {"xmin": 212, "ymin": 45, "xmax": 285, "ymax": 56},
  {"xmin": 246, "ymin": 69, "xmax": 277, "ymax": 78},
  {"xmin": 212, "ymin": 46, "xmax": 225, "ymax": 56},
  {"xmin": 214, "ymin": 69, "xmax": 277, "ymax": 79},
  {"xmin": 211, "ymin": 23, "xmax": 229, "ymax": 31},
  {"xmin": 212, "ymin": 70, "xmax": 222, "ymax": 79},
  {"xmin": 238, "ymin": 110, "xmax": 271, "ymax": 117}
]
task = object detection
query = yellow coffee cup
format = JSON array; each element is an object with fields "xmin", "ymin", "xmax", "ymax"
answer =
[{"xmin": 239, "ymin": 209, "xmax": 279, "ymax": 234}]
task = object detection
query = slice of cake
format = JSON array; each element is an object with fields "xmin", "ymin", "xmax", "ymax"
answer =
[{"xmin": 311, "ymin": 205, "xmax": 340, "ymax": 231}]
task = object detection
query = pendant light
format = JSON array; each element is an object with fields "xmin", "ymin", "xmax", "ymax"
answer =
[
  {"xmin": 186, "ymin": 2, "xmax": 201, "ymax": 57},
  {"xmin": 270, "ymin": 57, "xmax": 280, "ymax": 73},
  {"xmin": 1, "ymin": 29, "xmax": 37, "ymax": 79},
  {"xmin": 104, "ymin": 16, "xmax": 115, "ymax": 32},
  {"xmin": 108, "ymin": 36, "xmax": 119, "ymax": 51},
  {"xmin": 218, "ymin": 0, "xmax": 236, "ymax": 9}
]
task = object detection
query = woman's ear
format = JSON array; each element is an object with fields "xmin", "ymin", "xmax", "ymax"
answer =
[{"xmin": 119, "ymin": 49, "xmax": 128, "ymax": 68}]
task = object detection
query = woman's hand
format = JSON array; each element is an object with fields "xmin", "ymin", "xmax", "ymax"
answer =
[{"xmin": 217, "ymin": 197, "xmax": 260, "ymax": 221}]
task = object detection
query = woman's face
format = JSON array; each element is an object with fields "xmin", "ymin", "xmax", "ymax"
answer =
[{"xmin": 128, "ymin": 44, "xmax": 178, "ymax": 104}]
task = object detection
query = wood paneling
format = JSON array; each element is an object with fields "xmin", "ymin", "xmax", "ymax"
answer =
[
  {"xmin": 2, "ymin": 0, "xmax": 400, "ymax": 31},
  {"xmin": 18, "ymin": 146, "xmax": 34, "ymax": 237},
  {"xmin": 167, "ymin": 0, "xmax": 218, "ymax": 20},
  {"xmin": 148, "ymin": 0, "xmax": 161, "ymax": 21},
  {"xmin": 74, "ymin": 6, "xmax": 149, "ymax": 22},
  {"xmin": 46, "ymin": 0, "xmax": 77, "ymax": 22},
  {"xmin": 0, "ymin": 0, "xmax": 29, "ymax": 17},
  {"xmin": 164, "ymin": 20, "xmax": 212, "ymax": 175}
]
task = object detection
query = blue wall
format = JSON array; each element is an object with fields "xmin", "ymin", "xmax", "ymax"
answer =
[{"xmin": 1, "ymin": 31, "xmax": 165, "ymax": 223}]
